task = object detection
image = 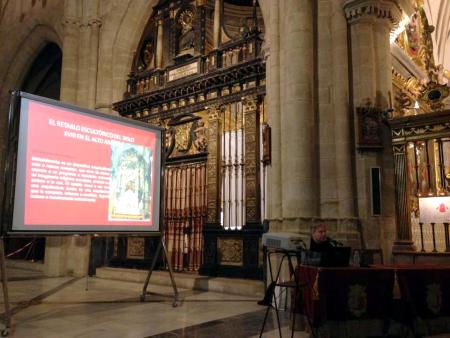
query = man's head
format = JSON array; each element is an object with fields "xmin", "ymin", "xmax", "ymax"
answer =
[{"xmin": 311, "ymin": 223, "xmax": 327, "ymax": 243}]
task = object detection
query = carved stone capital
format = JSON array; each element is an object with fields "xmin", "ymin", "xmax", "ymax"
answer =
[
  {"xmin": 344, "ymin": 0, "xmax": 402, "ymax": 27},
  {"xmin": 79, "ymin": 18, "xmax": 101, "ymax": 29},
  {"xmin": 87, "ymin": 18, "xmax": 102, "ymax": 28},
  {"xmin": 61, "ymin": 16, "xmax": 79, "ymax": 31},
  {"xmin": 242, "ymin": 95, "xmax": 258, "ymax": 114}
]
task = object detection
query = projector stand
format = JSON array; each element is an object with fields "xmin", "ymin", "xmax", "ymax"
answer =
[
  {"xmin": 140, "ymin": 236, "xmax": 179, "ymax": 307},
  {"xmin": 0, "ymin": 238, "xmax": 11, "ymax": 336}
]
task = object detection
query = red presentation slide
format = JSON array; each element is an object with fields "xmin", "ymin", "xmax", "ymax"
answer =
[{"xmin": 23, "ymin": 100, "xmax": 158, "ymax": 229}]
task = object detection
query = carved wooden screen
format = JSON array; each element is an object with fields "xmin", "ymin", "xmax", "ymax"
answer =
[{"xmin": 164, "ymin": 162, "xmax": 207, "ymax": 271}]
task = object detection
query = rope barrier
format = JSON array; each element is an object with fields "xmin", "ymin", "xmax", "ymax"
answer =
[{"xmin": 5, "ymin": 240, "xmax": 35, "ymax": 258}]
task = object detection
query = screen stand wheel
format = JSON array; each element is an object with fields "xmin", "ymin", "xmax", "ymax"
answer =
[
  {"xmin": 0, "ymin": 238, "xmax": 11, "ymax": 336},
  {"xmin": 140, "ymin": 236, "xmax": 179, "ymax": 307}
]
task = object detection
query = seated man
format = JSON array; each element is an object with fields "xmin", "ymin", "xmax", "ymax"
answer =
[
  {"xmin": 308, "ymin": 224, "xmax": 351, "ymax": 267},
  {"xmin": 309, "ymin": 223, "xmax": 334, "ymax": 252}
]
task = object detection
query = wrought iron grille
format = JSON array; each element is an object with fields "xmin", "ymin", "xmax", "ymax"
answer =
[
  {"xmin": 164, "ymin": 162, "xmax": 207, "ymax": 271},
  {"xmin": 220, "ymin": 101, "xmax": 245, "ymax": 230}
]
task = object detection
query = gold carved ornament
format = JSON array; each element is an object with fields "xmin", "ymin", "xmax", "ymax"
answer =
[
  {"xmin": 393, "ymin": 3, "xmax": 450, "ymax": 113},
  {"xmin": 217, "ymin": 238, "xmax": 243, "ymax": 266},
  {"xmin": 165, "ymin": 127, "xmax": 175, "ymax": 156},
  {"xmin": 178, "ymin": 9, "xmax": 194, "ymax": 33},
  {"xmin": 205, "ymin": 105, "xmax": 221, "ymax": 223},
  {"xmin": 207, "ymin": 104, "xmax": 221, "ymax": 121},
  {"xmin": 396, "ymin": 9, "xmax": 428, "ymax": 70},
  {"xmin": 392, "ymin": 69, "xmax": 428, "ymax": 116},
  {"xmin": 127, "ymin": 237, "xmax": 145, "ymax": 259},
  {"xmin": 419, "ymin": 64, "xmax": 450, "ymax": 111},
  {"xmin": 174, "ymin": 123, "xmax": 192, "ymax": 153},
  {"xmin": 193, "ymin": 120, "xmax": 208, "ymax": 152},
  {"xmin": 242, "ymin": 95, "xmax": 257, "ymax": 113}
]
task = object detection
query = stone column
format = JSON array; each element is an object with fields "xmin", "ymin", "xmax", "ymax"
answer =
[
  {"xmin": 45, "ymin": 1, "xmax": 80, "ymax": 277},
  {"xmin": 265, "ymin": 0, "xmax": 282, "ymax": 230},
  {"xmin": 344, "ymin": 0, "xmax": 402, "ymax": 251},
  {"xmin": 392, "ymin": 144, "xmax": 415, "ymax": 251},
  {"xmin": 156, "ymin": 14, "xmax": 164, "ymax": 69},
  {"xmin": 318, "ymin": 0, "xmax": 339, "ymax": 217},
  {"xmin": 45, "ymin": 1, "xmax": 97, "ymax": 277},
  {"xmin": 76, "ymin": 19, "xmax": 91, "ymax": 106},
  {"xmin": 242, "ymin": 95, "xmax": 260, "ymax": 224},
  {"xmin": 71, "ymin": 1, "xmax": 96, "ymax": 275},
  {"xmin": 344, "ymin": 0, "xmax": 401, "ymax": 106},
  {"xmin": 60, "ymin": 1, "xmax": 79, "ymax": 104},
  {"xmin": 88, "ymin": 19, "xmax": 101, "ymax": 109},
  {"xmin": 213, "ymin": 0, "xmax": 222, "ymax": 49},
  {"xmin": 317, "ymin": 0, "xmax": 355, "ymax": 219},
  {"xmin": 279, "ymin": 0, "xmax": 317, "ymax": 229}
]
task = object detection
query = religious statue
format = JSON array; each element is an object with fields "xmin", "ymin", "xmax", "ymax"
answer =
[
  {"xmin": 361, "ymin": 115, "xmax": 380, "ymax": 144},
  {"xmin": 431, "ymin": 64, "xmax": 449, "ymax": 86},
  {"xmin": 177, "ymin": 9, "xmax": 195, "ymax": 57},
  {"xmin": 357, "ymin": 102, "xmax": 383, "ymax": 150},
  {"xmin": 193, "ymin": 120, "xmax": 207, "ymax": 152},
  {"xmin": 142, "ymin": 40, "xmax": 155, "ymax": 70},
  {"xmin": 165, "ymin": 127, "xmax": 175, "ymax": 155},
  {"xmin": 406, "ymin": 12, "xmax": 420, "ymax": 56}
]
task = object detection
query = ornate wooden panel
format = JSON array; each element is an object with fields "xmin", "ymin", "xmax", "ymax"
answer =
[{"xmin": 217, "ymin": 238, "xmax": 243, "ymax": 266}]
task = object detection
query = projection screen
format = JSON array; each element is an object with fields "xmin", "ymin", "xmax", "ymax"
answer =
[{"xmin": 7, "ymin": 92, "xmax": 162, "ymax": 234}]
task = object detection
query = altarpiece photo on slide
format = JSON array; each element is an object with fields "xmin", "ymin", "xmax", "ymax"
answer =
[{"xmin": 109, "ymin": 142, "xmax": 153, "ymax": 221}]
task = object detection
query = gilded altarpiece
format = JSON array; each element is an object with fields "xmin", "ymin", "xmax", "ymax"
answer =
[
  {"xmin": 389, "ymin": 0, "xmax": 450, "ymax": 257},
  {"xmin": 393, "ymin": 1, "xmax": 450, "ymax": 118},
  {"xmin": 389, "ymin": 113, "xmax": 450, "ymax": 254}
]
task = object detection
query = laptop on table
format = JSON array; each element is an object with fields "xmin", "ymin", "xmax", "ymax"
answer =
[{"xmin": 302, "ymin": 246, "xmax": 351, "ymax": 267}]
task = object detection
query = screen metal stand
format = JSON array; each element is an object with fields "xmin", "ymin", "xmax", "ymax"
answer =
[
  {"xmin": 140, "ymin": 236, "xmax": 179, "ymax": 307},
  {"xmin": 0, "ymin": 238, "xmax": 11, "ymax": 336},
  {"xmin": 85, "ymin": 235, "xmax": 92, "ymax": 292}
]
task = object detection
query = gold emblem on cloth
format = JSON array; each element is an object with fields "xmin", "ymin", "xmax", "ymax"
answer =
[
  {"xmin": 347, "ymin": 284, "xmax": 367, "ymax": 317},
  {"xmin": 426, "ymin": 283, "xmax": 442, "ymax": 315}
]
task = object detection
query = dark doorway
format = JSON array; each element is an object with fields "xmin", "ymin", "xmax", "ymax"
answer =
[{"xmin": 21, "ymin": 42, "xmax": 62, "ymax": 100}]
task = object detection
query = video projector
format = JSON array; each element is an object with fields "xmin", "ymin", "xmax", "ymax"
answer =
[{"xmin": 262, "ymin": 232, "xmax": 306, "ymax": 251}]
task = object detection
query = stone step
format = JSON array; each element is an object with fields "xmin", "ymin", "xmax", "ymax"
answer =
[
  {"xmin": 4, "ymin": 259, "xmax": 265, "ymax": 297},
  {"xmin": 96, "ymin": 266, "xmax": 264, "ymax": 297},
  {"xmin": 6, "ymin": 259, "xmax": 44, "ymax": 272}
]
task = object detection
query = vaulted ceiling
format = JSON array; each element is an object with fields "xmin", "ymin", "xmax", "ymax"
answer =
[{"xmin": 423, "ymin": 0, "xmax": 450, "ymax": 70}]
